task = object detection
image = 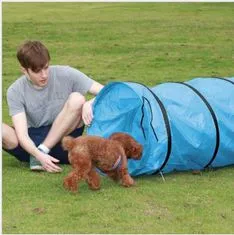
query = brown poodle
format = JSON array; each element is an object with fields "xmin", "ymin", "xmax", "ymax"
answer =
[{"xmin": 62, "ymin": 132, "xmax": 143, "ymax": 192}]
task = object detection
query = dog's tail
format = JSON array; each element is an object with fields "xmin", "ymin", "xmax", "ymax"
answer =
[{"xmin": 62, "ymin": 136, "xmax": 75, "ymax": 151}]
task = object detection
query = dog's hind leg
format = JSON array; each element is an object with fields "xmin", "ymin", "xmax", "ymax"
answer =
[
  {"xmin": 86, "ymin": 168, "xmax": 101, "ymax": 190},
  {"xmin": 64, "ymin": 155, "xmax": 92, "ymax": 192},
  {"xmin": 63, "ymin": 170, "xmax": 80, "ymax": 192}
]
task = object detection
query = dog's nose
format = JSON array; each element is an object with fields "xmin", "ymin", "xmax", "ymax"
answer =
[{"xmin": 134, "ymin": 154, "xmax": 142, "ymax": 159}]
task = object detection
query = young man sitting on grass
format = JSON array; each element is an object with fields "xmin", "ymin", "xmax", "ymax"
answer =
[{"xmin": 2, "ymin": 40, "xmax": 104, "ymax": 173}]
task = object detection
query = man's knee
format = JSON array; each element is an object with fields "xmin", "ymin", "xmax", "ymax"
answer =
[
  {"xmin": 67, "ymin": 92, "xmax": 86, "ymax": 113},
  {"xmin": 2, "ymin": 123, "xmax": 19, "ymax": 150}
]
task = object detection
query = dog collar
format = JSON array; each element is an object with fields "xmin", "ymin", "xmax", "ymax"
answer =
[
  {"xmin": 110, "ymin": 155, "xmax": 122, "ymax": 170},
  {"xmin": 95, "ymin": 155, "xmax": 122, "ymax": 176}
]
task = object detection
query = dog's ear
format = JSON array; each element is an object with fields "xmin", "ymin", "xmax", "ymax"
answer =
[
  {"xmin": 131, "ymin": 144, "xmax": 143, "ymax": 158},
  {"xmin": 62, "ymin": 136, "xmax": 75, "ymax": 151}
]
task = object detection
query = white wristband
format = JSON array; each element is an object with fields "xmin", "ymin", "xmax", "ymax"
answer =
[{"xmin": 38, "ymin": 144, "xmax": 50, "ymax": 154}]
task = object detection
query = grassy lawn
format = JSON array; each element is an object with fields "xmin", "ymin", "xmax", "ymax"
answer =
[{"xmin": 2, "ymin": 2, "xmax": 234, "ymax": 234}]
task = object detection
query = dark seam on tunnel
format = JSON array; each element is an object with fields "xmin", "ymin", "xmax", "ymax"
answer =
[
  {"xmin": 140, "ymin": 97, "xmax": 146, "ymax": 140},
  {"xmin": 126, "ymin": 81, "xmax": 172, "ymax": 175},
  {"xmin": 212, "ymin": 77, "xmax": 234, "ymax": 85},
  {"xmin": 142, "ymin": 96, "xmax": 159, "ymax": 142},
  {"xmin": 176, "ymin": 82, "xmax": 220, "ymax": 168}
]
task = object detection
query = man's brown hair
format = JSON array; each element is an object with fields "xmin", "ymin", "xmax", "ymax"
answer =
[{"xmin": 17, "ymin": 40, "xmax": 50, "ymax": 72}]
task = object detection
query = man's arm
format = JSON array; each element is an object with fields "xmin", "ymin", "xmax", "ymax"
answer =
[
  {"xmin": 82, "ymin": 81, "xmax": 104, "ymax": 125},
  {"xmin": 88, "ymin": 81, "xmax": 104, "ymax": 95},
  {"xmin": 12, "ymin": 112, "xmax": 62, "ymax": 173}
]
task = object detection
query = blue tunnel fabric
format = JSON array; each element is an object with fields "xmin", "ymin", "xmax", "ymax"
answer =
[{"xmin": 87, "ymin": 77, "xmax": 234, "ymax": 176}]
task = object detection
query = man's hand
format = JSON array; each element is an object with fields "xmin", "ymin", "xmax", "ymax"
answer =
[
  {"xmin": 37, "ymin": 151, "xmax": 62, "ymax": 173},
  {"xmin": 82, "ymin": 99, "xmax": 94, "ymax": 126}
]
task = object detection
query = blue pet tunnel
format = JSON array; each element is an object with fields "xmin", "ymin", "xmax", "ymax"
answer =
[{"xmin": 87, "ymin": 77, "xmax": 234, "ymax": 176}]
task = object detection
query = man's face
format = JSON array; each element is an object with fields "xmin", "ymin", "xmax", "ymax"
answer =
[{"xmin": 23, "ymin": 63, "xmax": 49, "ymax": 87}]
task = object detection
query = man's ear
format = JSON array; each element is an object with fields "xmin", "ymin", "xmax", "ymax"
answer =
[{"xmin": 20, "ymin": 66, "xmax": 27, "ymax": 75}]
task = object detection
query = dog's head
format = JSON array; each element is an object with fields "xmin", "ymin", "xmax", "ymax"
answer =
[{"xmin": 109, "ymin": 132, "xmax": 143, "ymax": 160}]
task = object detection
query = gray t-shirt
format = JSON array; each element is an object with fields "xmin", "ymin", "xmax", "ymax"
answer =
[{"xmin": 7, "ymin": 65, "xmax": 94, "ymax": 128}]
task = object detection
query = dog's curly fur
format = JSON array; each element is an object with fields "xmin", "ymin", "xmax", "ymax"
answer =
[{"xmin": 62, "ymin": 132, "xmax": 143, "ymax": 192}]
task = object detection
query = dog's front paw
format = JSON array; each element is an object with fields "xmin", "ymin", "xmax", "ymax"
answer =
[
  {"xmin": 121, "ymin": 175, "xmax": 135, "ymax": 187},
  {"xmin": 63, "ymin": 177, "xmax": 78, "ymax": 192}
]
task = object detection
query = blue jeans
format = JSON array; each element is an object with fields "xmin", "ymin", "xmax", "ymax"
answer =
[{"xmin": 3, "ymin": 125, "xmax": 85, "ymax": 164}]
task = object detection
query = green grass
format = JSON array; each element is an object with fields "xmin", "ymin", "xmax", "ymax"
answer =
[{"xmin": 2, "ymin": 2, "xmax": 234, "ymax": 234}]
